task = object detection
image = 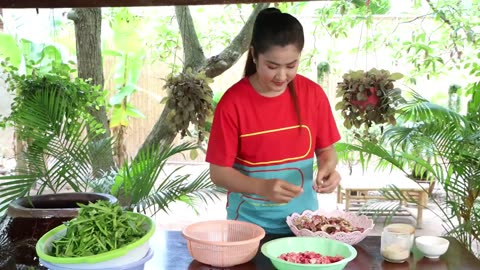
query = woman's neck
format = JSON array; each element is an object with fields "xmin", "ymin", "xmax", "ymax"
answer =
[{"xmin": 248, "ymin": 74, "xmax": 286, "ymax": 98}]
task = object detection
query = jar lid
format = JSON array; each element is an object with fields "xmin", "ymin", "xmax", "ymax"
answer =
[{"xmin": 384, "ymin": 223, "xmax": 415, "ymax": 234}]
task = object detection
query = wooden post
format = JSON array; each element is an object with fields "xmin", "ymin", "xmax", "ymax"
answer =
[
  {"xmin": 336, "ymin": 186, "xmax": 343, "ymax": 204},
  {"xmin": 345, "ymin": 189, "xmax": 351, "ymax": 211}
]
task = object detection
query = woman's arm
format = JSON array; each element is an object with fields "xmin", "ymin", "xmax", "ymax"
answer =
[
  {"xmin": 315, "ymin": 146, "xmax": 338, "ymax": 172},
  {"xmin": 210, "ymin": 164, "xmax": 263, "ymax": 195},
  {"xmin": 210, "ymin": 164, "xmax": 303, "ymax": 203},
  {"xmin": 314, "ymin": 145, "xmax": 341, "ymax": 193}
]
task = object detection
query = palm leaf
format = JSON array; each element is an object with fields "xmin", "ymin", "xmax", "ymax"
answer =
[
  {"xmin": 357, "ymin": 200, "xmax": 402, "ymax": 226},
  {"xmin": 336, "ymin": 140, "xmax": 407, "ymax": 174},
  {"xmin": 109, "ymin": 142, "xmax": 221, "ymax": 216},
  {"xmin": 174, "ymin": 169, "xmax": 222, "ymax": 212},
  {"xmin": 384, "ymin": 124, "xmax": 433, "ymax": 154},
  {"xmin": 0, "ymin": 217, "xmax": 13, "ymax": 260},
  {"xmin": 137, "ymin": 169, "xmax": 220, "ymax": 216},
  {"xmin": 398, "ymin": 90, "xmax": 466, "ymax": 125},
  {"xmin": 111, "ymin": 142, "xmax": 194, "ymax": 206},
  {"xmin": 0, "ymin": 88, "xmax": 111, "ymax": 211}
]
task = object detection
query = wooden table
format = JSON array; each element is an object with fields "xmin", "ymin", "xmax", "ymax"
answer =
[
  {"xmin": 336, "ymin": 175, "xmax": 428, "ymax": 228},
  {"xmin": 145, "ymin": 230, "xmax": 480, "ymax": 270}
]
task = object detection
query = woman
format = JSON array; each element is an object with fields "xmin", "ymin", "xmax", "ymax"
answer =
[{"xmin": 205, "ymin": 7, "xmax": 341, "ymax": 234}]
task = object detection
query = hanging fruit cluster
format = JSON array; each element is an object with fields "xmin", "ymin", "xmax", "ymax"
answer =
[{"xmin": 163, "ymin": 68, "xmax": 213, "ymax": 143}]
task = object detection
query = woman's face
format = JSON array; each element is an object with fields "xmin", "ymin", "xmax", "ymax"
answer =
[{"xmin": 253, "ymin": 44, "xmax": 301, "ymax": 97}]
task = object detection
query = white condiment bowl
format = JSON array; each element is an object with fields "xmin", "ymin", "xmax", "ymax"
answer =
[{"xmin": 415, "ymin": 236, "xmax": 450, "ymax": 259}]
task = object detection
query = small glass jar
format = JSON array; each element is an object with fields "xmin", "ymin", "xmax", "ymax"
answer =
[{"xmin": 381, "ymin": 223, "xmax": 415, "ymax": 263}]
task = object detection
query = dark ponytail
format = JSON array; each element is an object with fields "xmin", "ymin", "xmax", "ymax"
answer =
[
  {"xmin": 244, "ymin": 7, "xmax": 304, "ymax": 126},
  {"xmin": 288, "ymin": 82, "xmax": 302, "ymax": 127},
  {"xmin": 244, "ymin": 52, "xmax": 256, "ymax": 77}
]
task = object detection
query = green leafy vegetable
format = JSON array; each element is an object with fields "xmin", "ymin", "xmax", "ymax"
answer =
[{"xmin": 51, "ymin": 201, "xmax": 147, "ymax": 257}]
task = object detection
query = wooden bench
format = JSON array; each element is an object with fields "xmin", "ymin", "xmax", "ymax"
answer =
[{"xmin": 336, "ymin": 174, "xmax": 428, "ymax": 228}]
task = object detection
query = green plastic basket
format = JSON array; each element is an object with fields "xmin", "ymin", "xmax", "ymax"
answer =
[
  {"xmin": 35, "ymin": 212, "xmax": 155, "ymax": 266},
  {"xmin": 261, "ymin": 237, "xmax": 357, "ymax": 270}
]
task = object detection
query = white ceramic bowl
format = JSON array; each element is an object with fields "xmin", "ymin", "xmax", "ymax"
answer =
[
  {"xmin": 39, "ymin": 249, "xmax": 154, "ymax": 270},
  {"xmin": 415, "ymin": 236, "xmax": 450, "ymax": 259}
]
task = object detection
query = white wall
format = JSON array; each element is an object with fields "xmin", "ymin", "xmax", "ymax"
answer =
[{"xmin": 0, "ymin": 72, "xmax": 14, "ymax": 159}]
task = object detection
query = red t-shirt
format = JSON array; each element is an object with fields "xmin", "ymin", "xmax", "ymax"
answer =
[{"xmin": 206, "ymin": 74, "xmax": 340, "ymax": 167}]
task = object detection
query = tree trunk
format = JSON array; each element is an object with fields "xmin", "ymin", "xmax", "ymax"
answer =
[
  {"xmin": 138, "ymin": 106, "xmax": 178, "ymax": 153},
  {"xmin": 13, "ymin": 133, "xmax": 27, "ymax": 172},
  {"xmin": 137, "ymin": 4, "xmax": 269, "ymax": 155},
  {"xmin": 112, "ymin": 126, "xmax": 127, "ymax": 167},
  {"xmin": 68, "ymin": 8, "xmax": 115, "ymax": 176},
  {"xmin": 0, "ymin": 10, "xmax": 3, "ymax": 31}
]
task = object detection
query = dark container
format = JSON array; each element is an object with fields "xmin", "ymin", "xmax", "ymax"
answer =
[{"xmin": 0, "ymin": 193, "xmax": 117, "ymax": 268}]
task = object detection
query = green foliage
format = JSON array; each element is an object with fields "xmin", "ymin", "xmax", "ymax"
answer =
[
  {"xmin": 105, "ymin": 50, "xmax": 146, "ymax": 128},
  {"xmin": 395, "ymin": 0, "xmax": 479, "ymax": 80},
  {"xmin": 0, "ymin": 33, "xmax": 22, "ymax": 68},
  {"xmin": 448, "ymin": 84, "xmax": 462, "ymax": 112},
  {"xmin": 90, "ymin": 142, "xmax": 221, "ymax": 215},
  {"xmin": 150, "ymin": 12, "xmax": 182, "ymax": 74},
  {"xmin": 314, "ymin": 1, "xmax": 374, "ymax": 39},
  {"xmin": 0, "ymin": 86, "xmax": 220, "ymax": 216},
  {"xmin": 103, "ymin": 8, "xmax": 147, "ymax": 129},
  {"xmin": 274, "ymin": 2, "xmax": 308, "ymax": 14},
  {"xmin": 0, "ymin": 61, "xmax": 106, "ymax": 130},
  {"xmin": 196, "ymin": 5, "xmax": 239, "ymax": 52},
  {"xmin": 0, "ymin": 88, "xmax": 112, "ymax": 212},
  {"xmin": 194, "ymin": 5, "xmax": 260, "ymax": 55},
  {"xmin": 466, "ymin": 53, "xmax": 480, "ymax": 123},
  {"xmin": 0, "ymin": 33, "xmax": 76, "ymax": 78},
  {"xmin": 317, "ymin": 61, "xmax": 330, "ymax": 82},
  {"xmin": 398, "ymin": 32, "xmax": 446, "ymax": 80},
  {"xmin": 163, "ymin": 68, "xmax": 214, "ymax": 143},
  {"xmin": 148, "ymin": 4, "xmax": 259, "ymax": 74},
  {"xmin": 337, "ymin": 89, "xmax": 480, "ymax": 255},
  {"xmin": 350, "ymin": 0, "xmax": 391, "ymax": 15},
  {"xmin": 311, "ymin": 0, "xmax": 479, "ymax": 90},
  {"xmin": 19, "ymin": 38, "xmax": 76, "ymax": 78},
  {"xmin": 0, "ymin": 39, "xmax": 97, "ymax": 130},
  {"xmin": 0, "ymin": 6, "xmax": 232, "ymax": 220},
  {"xmin": 108, "ymin": 8, "xmax": 144, "ymax": 54},
  {"xmin": 335, "ymin": 68, "xmax": 404, "ymax": 142}
]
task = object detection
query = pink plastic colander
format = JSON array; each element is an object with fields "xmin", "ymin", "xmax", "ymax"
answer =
[{"xmin": 181, "ymin": 220, "xmax": 266, "ymax": 267}]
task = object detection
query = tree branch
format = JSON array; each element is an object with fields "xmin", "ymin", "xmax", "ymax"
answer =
[
  {"xmin": 424, "ymin": 0, "xmax": 462, "ymax": 60},
  {"xmin": 205, "ymin": 3, "xmax": 269, "ymax": 78},
  {"xmin": 138, "ymin": 4, "xmax": 269, "ymax": 154},
  {"xmin": 175, "ymin": 6, "xmax": 206, "ymax": 69}
]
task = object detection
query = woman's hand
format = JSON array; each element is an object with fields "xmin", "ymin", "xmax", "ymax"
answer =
[
  {"xmin": 258, "ymin": 179, "xmax": 303, "ymax": 203},
  {"xmin": 314, "ymin": 146, "xmax": 341, "ymax": 193},
  {"xmin": 210, "ymin": 164, "xmax": 303, "ymax": 203},
  {"xmin": 314, "ymin": 169, "xmax": 341, "ymax": 193}
]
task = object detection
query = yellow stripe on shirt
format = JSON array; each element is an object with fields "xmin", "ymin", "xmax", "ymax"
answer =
[{"xmin": 236, "ymin": 125, "xmax": 312, "ymax": 165}]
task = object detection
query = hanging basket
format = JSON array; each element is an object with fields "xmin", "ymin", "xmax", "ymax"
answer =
[
  {"xmin": 349, "ymin": 86, "xmax": 380, "ymax": 111},
  {"xmin": 335, "ymin": 68, "xmax": 404, "ymax": 136}
]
